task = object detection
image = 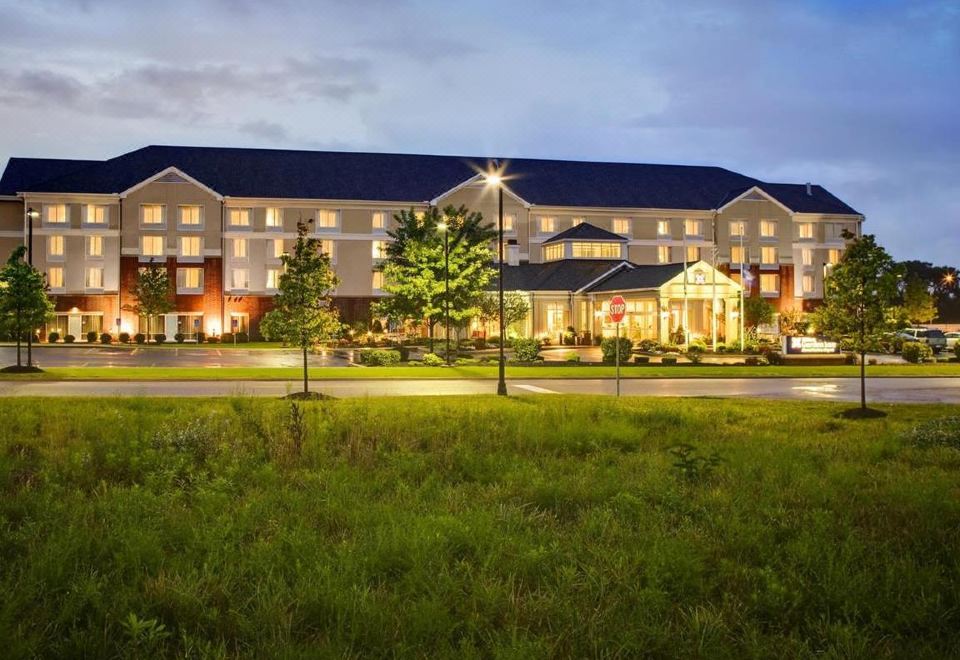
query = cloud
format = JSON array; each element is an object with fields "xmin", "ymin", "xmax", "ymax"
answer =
[{"xmin": 238, "ymin": 120, "xmax": 290, "ymax": 142}]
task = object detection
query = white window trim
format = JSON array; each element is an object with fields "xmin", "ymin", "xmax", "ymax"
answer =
[
  {"xmin": 47, "ymin": 266, "xmax": 66, "ymax": 292},
  {"xmin": 86, "ymin": 235, "xmax": 104, "ymax": 260},
  {"xmin": 371, "ymin": 210, "xmax": 389, "ymax": 234},
  {"xmin": 265, "ymin": 268, "xmax": 282, "ymax": 292},
  {"xmin": 266, "ymin": 237, "xmax": 285, "ymax": 263},
  {"xmin": 140, "ymin": 235, "xmax": 166, "ymax": 261},
  {"xmin": 760, "ymin": 246, "xmax": 779, "ymax": 268},
  {"xmin": 84, "ymin": 266, "xmax": 105, "ymax": 292},
  {"xmin": 229, "ymin": 268, "xmax": 250, "ymax": 292},
  {"xmin": 760, "ymin": 274, "xmax": 780, "ymax": 297},
  {"xmin": 177, "ymin": 204, "xmax": 205, "ymax": 230},
  {"xmin": 230, "ymin": 238, "xmax": 249, "ymax": 261},
  {"xmin": 265, "ymin": 207, "xmax": 284, "ymax": 232},
  {"xmin": 178, "ymin": 236, "xmax": 204, "ymax": 263},
  {"xmin": 612, "ymin": 218, "xmax": 632, "ymax": 236},
  {"xmin": 47, "ymin": 235, "xmax": 66, "ymax": 261},
  {"xmin": 139, "ymin": 204, "xmax": 166, "ymax": 229},
  {"xmin": 760, "ymin": 219, "xmax": 779, "ymax": 240},
  {"xmin": 315, "ymin": 209, "xmax": 341, "ymax": 232},
  {"xmin": 227, "ymin": 207, "xmax": 252, "ymax": 230},
  {"xmin": 657, "ymin": 220, "xmax": 672, "ymax": 237},
  {"xmin": 317, "ymin": 240, "xmax": 336, "ymax": 265},
  {"xmin": 176, "ymin": 267, "xmax": 205, "ymax": 294},
  {"xmin": 82, "ymin": 204, "xmax": 109, "ymax": 228},
  {"xmin": 537, "ymin": 216, "xmax": 557, "ymax": 235},
  {"xmin": 501, "ymin": 213, "xmax": 518, "ymax": 235}
]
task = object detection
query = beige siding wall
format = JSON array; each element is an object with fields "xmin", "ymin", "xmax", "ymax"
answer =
[
  {"xmin": 123, "ymin": 182, "xmax": 221, "ymax": 253},
  {"xmin": 0, "ymin": 199, "xmax": 24, "ymax": 260}
]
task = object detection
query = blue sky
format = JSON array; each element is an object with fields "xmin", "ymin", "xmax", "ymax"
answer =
[{"xmin": 0, "ymin": 0, "xmax": 956, "ymax": 263}]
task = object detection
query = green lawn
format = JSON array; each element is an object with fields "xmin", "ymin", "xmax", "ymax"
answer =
[
  {"xmin": 1, "ymin": 362, "xmax": 958, "ymax": 381},
  {"xmin": 2, "ymin": 397, "xmax": 958, "ymax": 656}
]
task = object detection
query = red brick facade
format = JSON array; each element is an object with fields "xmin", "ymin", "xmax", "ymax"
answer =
[{"xmin": 119, "ymin": 256, "xmax": 223, "ymax": 335}]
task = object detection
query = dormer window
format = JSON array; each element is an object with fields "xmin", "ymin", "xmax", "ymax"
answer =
[
  {"xmin": 543, "ymin": 243, "xmax": 564, "ymax": 261},
  {"xmin": 571, "ymin": 242, "xmax": 621, "ymax": 259}
]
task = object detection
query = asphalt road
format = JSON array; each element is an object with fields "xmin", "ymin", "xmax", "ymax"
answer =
[
  {"xmin": 1, "ymin": 377, "xmax": 958, "ymax": 403},
  {"xmin": 0, "ymin": 345, "xmax": 349, "ymax": 368}
]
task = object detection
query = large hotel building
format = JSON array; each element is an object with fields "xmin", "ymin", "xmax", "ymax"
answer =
[{"xmin": 0, "ymin": 146, "xmax": 862, "ymax": 344}]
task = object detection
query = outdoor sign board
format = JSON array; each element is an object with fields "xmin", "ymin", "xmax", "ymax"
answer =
[{"xmin": 782, "ymin": 336, "xmax": 840, "ymax": 354}]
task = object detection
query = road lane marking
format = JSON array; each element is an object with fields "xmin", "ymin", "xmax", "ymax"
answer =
[
  {"xmin": 514, "ymin": 384, "xmax": 558, "ymax": 394},
  {"xmin": 792, "ymin": 383, "xmax": 840, "ymax": 398}
]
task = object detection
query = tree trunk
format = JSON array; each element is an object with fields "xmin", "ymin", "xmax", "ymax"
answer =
[
  {"xmin": 860, "ymin": 350, "xmax": 866, "ymax": 411},
  {"xmin": 428, "ymin": 321, "xmax": 434, "ymax": 353},
  {"xmin": 26, "ymin": 326, "xmax": 32, "ymax": 368},
  {"xmin": 302, "ymin": 345, "xmax": 309, "ymax": 394},
  {"xmin": 15, "ymin": 310, "xmax": 22, "ymax": 367}
]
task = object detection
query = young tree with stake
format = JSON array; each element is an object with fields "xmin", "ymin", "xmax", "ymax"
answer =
[
  {"xmin": 0, "ymin": 246, "xmax": 54, "ymax": 370},
  {"xmin": 125, "ymin": 260, "xmax": 174, "ymax": 340}
]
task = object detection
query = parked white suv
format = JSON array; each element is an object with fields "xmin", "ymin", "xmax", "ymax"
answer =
[
  {"xmin": 945, "ymin": 331, "xmax": 960, "ymax": 350},
  {"xmin": 898, "ymin": 328, "xmax": 948, "ymax": 354}
]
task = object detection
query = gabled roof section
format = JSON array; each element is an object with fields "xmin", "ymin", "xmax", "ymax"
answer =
[
  {"xmin": 717, "ymin": 183, "xmax": 860, "ymax": 216},
  {"xmin": 542, "ymin": 222, "xmax": 627, "ymax": 244},
  {"xmin": 120, "ymin": 166, "xmax": 223, "ymax": 200},
  {"xmin": 494, "ymin": 259, "xmax": 632, "ymax": 292},
  {"xmin": 587, "ymin": 263, "xmax": 688, "ymax": 292},
  {"xmin": 0, "ymin": 157, "xmax": 101, "ymax": 195}
]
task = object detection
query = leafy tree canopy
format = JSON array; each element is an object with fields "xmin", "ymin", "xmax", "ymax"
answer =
[{"xmin": 0, "ymin": 246, "xmax": 54, "ymax": 367}]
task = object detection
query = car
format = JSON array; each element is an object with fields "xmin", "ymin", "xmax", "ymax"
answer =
[
  {"xmin": 945, "ymin": 331, "xmax": 960, "ymax": 350},
  {"xmin": 898, "ymin": 327, "xmax": 948, "ymax": 354}
]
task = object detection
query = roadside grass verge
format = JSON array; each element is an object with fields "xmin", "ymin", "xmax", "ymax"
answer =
[{"xmin": 1, "ymin": 396, "xmax": 958, "ymax": 656}]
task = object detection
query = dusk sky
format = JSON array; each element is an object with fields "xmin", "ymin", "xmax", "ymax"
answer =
[{"xmin": 0, "ymin": 0, "xmax": 956, "ymax": 263}]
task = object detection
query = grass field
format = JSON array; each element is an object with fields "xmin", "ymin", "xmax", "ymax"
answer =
[
  {"xmin": 0, "ymin": 363, "xmax": 958, "ymax": 381},
  {"xmin": 2, "ymin": 396, "xmax": 958, "ymax": 657}
]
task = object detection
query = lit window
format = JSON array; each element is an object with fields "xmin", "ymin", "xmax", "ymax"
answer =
[
  {"xmin": 317, "ymin": 209, "xmax": 339, "ymax": 228},
  {"xmin": 45, "ymin": 204, "xmax": 67, "ymax": 224},
  {"xmin": 571, "ymin": 242, "xmax": 621, "ymax": 259},
  {"xmin": 179, "ymin": 205, "xmax": 202, "ymax": 226},
  {"xmin": 372, "ymin": 270, "xmax": 384, "ymax": 290},
  {"xmin": 612, "ymin": 218, "xmax": 631, "ymax": 235},
  {"xmin": 141, "ymin": 205, "xmax": 164, "ymax": 225},
  {"xmin": 270, "ymin": 238, "xmax": 284, "ymax": 259},
  {"xmin": 47, "ymin": 267, "xmax": 64, "ymax": 289},
  {"xmin": 87, "ymin": 235, "xmax": 103, "ymax": 258},
  {"xmin": 760, "ymin": 274, "xmax": 780, "ymax": 294},
  {"xmin": 657, "ymin": 220, "xmax": 671, "ymax": 236},
  {"xmin": 731, "ymin": 245, "xmax": 747, "ymax": 265},
  {"xmin": 729, "ymin": 220, "xmax": 746, "ymax": 237},
  {"xmin": 372, "ymin": 211, "xmax": 387, "ymax": 231},
  {"xmin": 180, "ymin": 236, "xmax": 201, "ymax": 258},
  {"xmin": 760, "ymin": 220, "xmax": 778, "ymax": 238},
  {"xmin": 85, "ymin": 205, "xmax": 107, "ymax": 224},
  {"xmin": 571, "ymin": 217, "xmax": 584, "ymax": 227},
  {"xmin": 48, "ymin": 235, "xmax": 65, "ymax": 258},
  {"xmin": 232, "ymin": 238, "xmax": 248, "ymax": 259},
  {"xmin": 684, "ymin": 219, "xmax": 703, "ymax": 236},
  {"xmin": 657, "ymin": 245, "xmax": 670, "ymax": 263},
  {"xmin": 538, "ymin": 216, "xmax": 556, "ymax": 233},
  {"xmin": 178, "ymin": 267, "xmax": 203, "ymax": 291},
  {"xmin": 318, "ymin": 240, "xmax": 334, "ymax": 260},
  {"xmin": 761, "ymin": 246, "xmax": 778, "ymax": 264},
  {"xmin": 802, "ymin": 274, "xmax": 814, "ymax": 293},
  {"xmin": 142, "ymin": 236, "xmax": 164, "ymax": 257},
  {"xmin": 543, "ymin": 243, "xmax": 564, "ymax": 261},
  {"xmin": 85, "ymin": 266, "xmax": 103, "ymax": 289},
  {"xmin": 229, "ymin": 208, "xmax": 251, "ymax": 227},
  {"xmin": 231, "ymin": 268, "xmax": 249, "ymax": 290},
  {"xmin": 686, "ymin": 246, "xmax": 700, "ymax": 262},
  {"xmin": 265, "ymin": 207, "xmax": 282, "ymax": 228},
  {"xmin": 828, "ymin": 248, "xmax": 841, "ymax": 265},
  {"xmin": 372, "ymin": 240, "xmax": 388, "ymax": 260},
  {"xmin": 503, "ymin": 213, "xmax": 516, "ymax": 232},
  {"xmin": 797, "ymin": 222, "xmax": 814, "ymax": 239},
  {"xmin": 801, "ymin": 248, "xmax": 813, "ymax": 266},
  {"xmin": 266, "ymin": 268, "xmax": 282, "ymax": 290}
]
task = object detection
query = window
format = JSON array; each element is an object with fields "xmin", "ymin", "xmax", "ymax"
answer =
[
  {"xmin": 760, "ymin": 274, "xmax": 780, "ymax": 294},
  {"xmin": 371, "ymin": 211, "xmax": 387, "ymax": 231},
  {"xmin": 270, "ymin": 238, "xmax": 284, "ymax": 260},
  {"xmin": 686, "ymin": 246, "xmax": 700, "ymax": 262},
  {"xmin": 45, "ymin": 204, "xmax": 67, "ymax": 224},
  {"xmin": 318, "ymin": 240, "xmax": 334, "ymax": 261},
  {"xmin": 802, "ymin": 274, "xmax": 815, "ymax": 293},
  {"xmin": 48, "ymin": 235, "xmax": 65, "ymax": 258},
  {"xmin": 827, "ymin": 248, "xmax": 841, "ymax": 265},
  {"xmin": 729, "ymin": 220, "xmax": 746, "ymax": 237},
  {"xmin": 179, "ymin": 205, "xmax": 202, "ymax": 227},
  {"xmin": 657, "ymin": 220, "xmax": 671, "ymax": 236},
  {"xmin": 266, "ymin": 268, "xmax": 282, "ymax": 290},
  {"xmin": 232, "ymin": 238, "xmax": 248, "ymax": 259},
  {"xmin": 180, "ymin": 236, "xmax": 201, "ymax": 258},
  {"xmin": 571, "ymin": 242, "xmax": 621, "ymax": 258},
  {"xmin": 657, "ymin": 245, "xmax": 670, "ymax": 264},
  {"xmin": 543, "ymin": 243, "xmax": 564, "ymax": 261},
  {"xmin": 141, "ymin": 204, "xmax": 164, "ymax": 225},
  {"xmin": 801, "ymin": 248, "xmax": 813, "ymax": 266},
  {"xmin": 178, "ymin": 267, "xmax": 203, "ymax": 291},
  {"xmin": 684, "ymin": 219, "xmax": 703, "ymax": 236},
  {"xmin": 760, "ymin": 219, "xmax": 778, "ymax": 238},
  {"xmin": 797, "ymin": 222, "xmax": 814, "ymax": 239},
  {"xmin": 317, "ymin": 209, "xmax": 339, "ymax": 229},
  {"xmin": 265, "ymin": 207, "xmax": 282, "ymax": 229},
  {"xmin": 825, "ymin": 223, "xmax": 847, "ymax": 241},
  {"xmin": 228, "ymin": 208, "xmax": 250, "ymax": 227},
  {"xmin": 760, "ymin": 246, "xmax": 778, "ymax": 264},
  {"xmin": 502, "ymin": 213, "xmax": 516, "ymax": 232},
  {"xmin": 85, "ymin": 205, "xmax": 107, "ymax": 225},
  {"xmin": 731, "ymin": 245, "xmax": 747, "ymax": 265},
  {"xmin": 48, "ymin": 267, "xmax": 64, "ymax": 289},
  {"xmin": 87, "ymin": 235, "xmax": 103, "ymax": 258},
  {"xmin": 612, "ymin": 218, "xmax": 631, "ymax": 235},
  {"xmin": 571, "ymin": 217, "xmax": 584, "ymax": 227},
  {"xmin": 231, "ymin": 268, "xmax": 249, "ymax": 290},
  {"xmin": 538, "ymin": 216, "xmax": 556, "ymax": 233},
  {"xmin": 372, "ymin": 240, "xmax": 389, "ymax": 260},
  {"xmin": 142, "ymin": 236, "xmax": 164, "ymax": 257},
  {"xmin": 85, "ymin": 266, "xmax": 103, "ymax": 289},
  {"xmin": 372, "ymin": 270, "xmax": 385, "ymax": 290}
]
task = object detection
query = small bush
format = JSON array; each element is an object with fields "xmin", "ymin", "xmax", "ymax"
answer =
[
  {"xmin": 661, "ymin": 356, "xmax": 678, "ymax": 365},
  {"xmin": 902, "ymin": 342, "xmax": 933, "ymax": 364},
  {"xmin": 955, "ymin": 343, "xmax": 960, "ymax": 360},
  {"xmin": 99, "ymin": 333, "xmax": 112, "ymax": 345},
  {"xmin": 196, "ymin": 332, "xmax": 205, "ymax": 344},
  {"xmin": 844, "ymin": 353, "xmax": 858, "ymax": 365},
  {"xmin": 592, "ymin": 335, "xmax": 603, "ymax": 346},
  {"xmin": 637, "ymin": 338, "xmax": 659, "ymax": 353},
  {"xmin": 486, "ymin": 335, "xmax": 500, "ymax": 347},
  {"xmin": 64, "ymin": 334, "xmax": 75, "ymax": 344},
  {"xmin": 660, "ymin": 344, "xmax": 682, "ymax": 354},
  {"xmin": 765, "ymin": 351, "xmax": 785, "ymax": 365},
  {"xmin": 86, "ymin": 331, "xmax": 98, "ymax": 343},
  {"xmin": 473, "ymin": 338, "xmax": 486, "ymax": 350},
  {"xmin": 744, "ymin": 356, "xmax": 763, "ymax": 366},
  {"xmin": 600, "ymin": 336, "xmax": 633, "ymax": 363},
  {"xmin": 422, "ymin": 352, "xmax": 444, "ymax": 366},
  {"xmin": 669, "ymin": 444, "xmax": 724, "ymax": 483},
  {"xmin": 118, "ymin": 332, "xmax": 130, "ymax": 344},
  {"xmin": 47, "ymin": 332, "xmax": 60, "ymax": 343},
  {"xmin": 134, "ymin": 333, "xmax": 146, "ymax": 344},
  {"xmin": 634, "ymin": 355, "xmax": 650, "ymax": 364},
  {"xmin": 220, "ymin": 332, "xmax": 234, "ymax": 344},
  {"xmin": 206, "ymin": 336, "xmax": 220, "ymax": 344},
  {"xmin": 173, "ymin": 333, "xmax": 184, "ymax": 343},
  {"xmin": 564, "ymin": 351, "xmax": 581, "ymax": 363},
  {"xmin": 715, "ymin": 344, "xmax": 728, "ymax": 354},
  {"xmin": 358, "ymin": 349, "xmax": 401, "ymax": 366},
  {"xmin": 154, "ymin": 334, "xmax": 166, "ymax": 344},
  {"xmin": 686, "ymin": 343, "xmax": 706, "ymax": 364},
  {"xmin": 513, "ymin": 337, "xmax": 542, "ymax": 362},
  {"xmin": 235, "ymin": 332, "xmax": 249, "ymax": 343},
  {"xmin": 868, "ymin": 358, "xmax": 878, "ymax": 366},
  {"xmin": 902, "ymin": 417, "xmax": 960, "ymax": 450}
]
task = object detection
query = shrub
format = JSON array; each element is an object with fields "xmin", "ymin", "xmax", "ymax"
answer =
[
  {"xmin": 196, "ymin": 332, "xmax": 205, "ymax": 344},
  {"xmin": 744, "ymin": 356, "xmax": 763, "ymax": 366},
  {"xmin": 473, "ymin": 338, "xmax": 486, "ymax": 350},
  {"xmin": 955, "ymin": 343, "xmax": 960, "ymax": 360},
  {"xmin": 765, "ymin": 351, "xmax": 785, "ymax": 365},
  {"xmin": 564, "ymin": 351, "xmax": 581, "ymax": 363},
  {"xmin": 902, "ymin": 416, "xmax": 960, "ymax": 450},
  {"xmin": 206, "ymin": 336, "xmax": 220, "ymax": 344},
  {"xmin": 359, "ymin": 349, "xmax": 401, "ymax": 366},
  {"xmin": 634, "ymin": 355, "xmax": 650, "ymax": 364},
  {"xmin": 686, "ymin": 343, "xmax": 706, "ymax": 364},
  {"xmin": 47, "ymin": 332, "xmax": 60, "ymax": 343},
  {"xmin": 600, "ymin": 336, "xmax": 633, "ymax": 363},
  {"xmin": 669, "ymin": 444, "xmax": 724, "ymax": 483},
  {"xmin": 371, "ymin": 319, "xmax": 383, "ymax": 334},
  {"xmin": 99, "ymin": 333, "xmax": 112, "ymax": 345},
  {"xmin": 661, "ymin": 356, "xmax": 678, "ymax": 365},
  {"xmin": 513, "ymin": 337, "xmax": 542, "ymax": 362},
  {"xmin": 64, "ymin": 334, "xmax": 76, "ymax": 344},
  {"xmin": 235, "ymin": 332, "xmax": 249, "ymax": 343},
  {"xmin": 154, "ymin": 334, "xmax": 166, "ymax": 344},
  {"xmin": 844, "ymin": 353, "xmax": 858, "ymax": 365},
  {"xmin": 660, "ymin": 344, "xmax": 682, "ymax": 354},
  {"xmin": 86, "ymin": 330, "xmax": 98, "ymax": 343},
  {"xmin": 134, "ymin": 333, "xmax": 146, "ymax": 344},
  {"xmin": 422, "ymin": 352, "xmax": 444, "ymax": 366},
  {"xmin": 174, "ymin": 333, "xmax": 186, "ymax": 343},
  {"xmin": 562, "ymin": 326, "xmax": 577, "ymax": 346},
  {"xmin": 118, "ymin": 332, "xmax": 130, "ymax": 344},
  {"xmin": 486, "ymin": 335, "xmax": 500, "ymax": 347},
  {"xmin": 902, "ymin": 342, "xmax": 933, "ymax": 364},
  {"xmin": 715, "ymin": 344, "xmax": 728, "ymax": 354},
  {"xmin": 868, "ymin": 358, "xmax": 878, "ymax": 365},
  {"xmin": 394, "ymin": 344, "xmax": 410, "ymax": 362},
  {"xmin": 220, "ymin": 332, "xmax": 234, "ymax": 344}
]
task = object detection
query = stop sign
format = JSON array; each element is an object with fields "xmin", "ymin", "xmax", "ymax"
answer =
[{"xmin": 609, "ymin": 295, "xmax": 626, "ymax": 323}]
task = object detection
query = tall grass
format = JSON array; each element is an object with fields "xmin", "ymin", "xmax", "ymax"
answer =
[{"xmin": 1, "ymin": 397, "xmax": 958, "ymax": 657}]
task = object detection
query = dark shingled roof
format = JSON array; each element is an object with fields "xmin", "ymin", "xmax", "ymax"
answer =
[
  {"xmin": 717, "ymin": 183, "xmax": 860, "ymax": 216},
  {"xmin": 1, "ymin": 145, "xmax": 861, "ymax": 216},
  {"xmin": 542, "ymin": 222, "xmax": 627, "ymax": 244},
  {"xmin": 587, "ymin": 263, "xmax": 688, "ymax": 292},
  {"xmin": 495, "ymin": 260, "xmax": 633, "ymax": 292}
]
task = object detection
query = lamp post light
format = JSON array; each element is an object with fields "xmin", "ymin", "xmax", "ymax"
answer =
[
  {"xmin": 26, "ymin": 207, "xmax": 40, "ymax": 367},
  {"xmin": 438, "ymin": 220, "xmax": 451, "ymax": 365},
  {"xmin": 485, "ymin": 169, "xmax": 507, "ymax": 396}
]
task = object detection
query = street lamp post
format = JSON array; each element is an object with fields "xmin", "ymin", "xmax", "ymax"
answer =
[
  {"xmin": 26, "ymin": 207, "xmax": 39, "ymax": 367},
  {"xmin": 486, "ymin": 169, "xmax": 508, "ymax": 396},
  {"xmin": 438, "ymin": 221, "xmax": 451, "ymax": 365}
]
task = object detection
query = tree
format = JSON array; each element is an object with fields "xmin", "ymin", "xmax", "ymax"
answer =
[
  {"xmin": 743, "ymin": 296, "xmax": 775, "ymax": 330},
  {"xmin": 778, "ymin": 307, "xmax": 808, "ymax": 337},
  {"xmin": 125, "ymin": 260, "xmax": 173, "ymax": 339},
  {"xmin": 0, "ymin": 246, "xmax": 54, "ymax": 369},
  {"xmin": 811, "ymin": 233, "xmax": 903, "ymax": 412},
  {"xmin": 901, "ymin": 272, "xmax": 938, "ymax": 324},
  {"xmin": 900, "ymin": 260, "xmax": 960, "ymax": 322},
  {"xmin": 374, "ymin": 205, "xmax": 496, "ymax": 350},
  {"xmin": 260, "ymin": 219, "xmax": 340, "ymax": 396},
  {"xmin": 475, "ymin": 291, "xmax": 531, "ymax": 337}
]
